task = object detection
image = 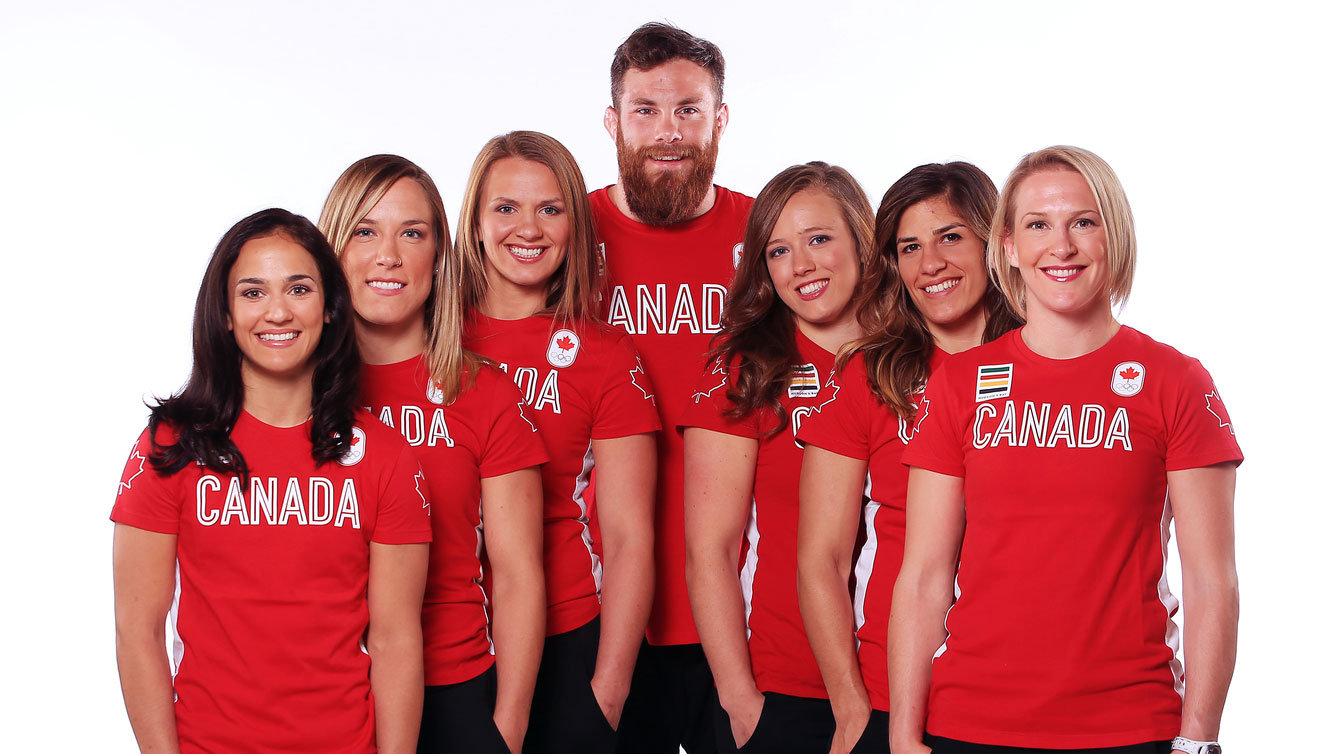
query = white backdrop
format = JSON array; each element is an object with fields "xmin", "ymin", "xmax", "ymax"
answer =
[{"xmin": 3, "ymin": 1, "xmax": 1335, "ymax": 749}]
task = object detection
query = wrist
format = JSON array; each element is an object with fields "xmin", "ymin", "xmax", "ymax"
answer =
[{"xmin": 1171, "ymin": 736, "xmax": 1222, "ymax": 754}]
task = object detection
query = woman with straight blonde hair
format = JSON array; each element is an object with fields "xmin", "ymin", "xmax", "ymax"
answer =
[
  {"xmin": 319, "ymin": 154, "xmax": 548, "ymax": 754},
  {"xmin": 682, "ymin": 161, "xmax": 874, "ymax": 753},
  {"xmin": 796, "ymin": 161, "xmax": 1020, "ymax": 754},
  {"xmin": 457, "ymin": 131, "xmax": 659, "ymax": 754},
  {"xmin": 889, "ymin": 146, "xmax": 1241, "ymax": 754}
]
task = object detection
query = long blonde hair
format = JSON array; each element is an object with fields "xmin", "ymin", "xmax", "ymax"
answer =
[
  {"xmin": 452, "ymin": 130, "xmax": 602, "ymax": 325},
  {"xmin": 318, "ymin": 154, "xmax": 482, "ymax": 403}
]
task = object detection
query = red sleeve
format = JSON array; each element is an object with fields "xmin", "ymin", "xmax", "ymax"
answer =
[
  {"xmin": 902, "ymin": 366, "xmax": 967, "ymax": 477},
  {"xmin": 677, "ymin": 356, "xmax": 763, "ymax": 439},
  {"xmin": 591, "ymin": 332, "xmax": 662, "ymax": 440},
  {"xmin": 1165, "ymin": 358, "xmax": 1244, "ymax": 471},
  {"xmin": 795, "ymin": 359, "xmax": 871, "ymax": 460},
  {"xmin": 479, "ymin": 370, "xmax": 550, "ymax": 478},
  {"xmin": 109, "ymin": 427, "xmax": 184, "ymax": 534},
  {"xmin": 370, "ymin": 442, "xmax": 434, "ymax": 545}
]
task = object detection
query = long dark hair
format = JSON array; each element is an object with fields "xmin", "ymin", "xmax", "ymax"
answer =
[
  {"xmin": 709, "ymin": 161, "xmax": 875, "ymax": 434},
  {"xmin": 147, "ymin": 208, "xmax": 360, "ymax": 476},
  {"xmin": 846, "ymin": 162, "xmax": 1022, "ymax": 419}
]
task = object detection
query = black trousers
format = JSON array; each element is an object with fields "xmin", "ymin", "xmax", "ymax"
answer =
[
  {"xmin": 615, "ymin": 641, "xmax": 720, "ymax": 754},
  {"xmin": 419, "ymin": 665, "xmax": 511, "ymax": 754},
  {"xmin": 712, "ymin": 691, "xmax": 835, "ymax": 753},
  {"xmin": 524, "ymin": 617, "xmax": 617, "ymax": 754}
]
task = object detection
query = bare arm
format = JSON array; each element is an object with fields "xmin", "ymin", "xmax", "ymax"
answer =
[
  {"xmin": 797, "ymin": 446, "xmax": 870, "ymax": 754},
  {"xmin": 113, "ymin": 523, "xmax": 181, "ymax": 754},
  {"xmin": 683, "ymin": 426, "xmax": 763, "ymax": 749},
  {"xmin": 887, "ymin": 468, "xmax": 965, "ymax": 754},
  {"xmin": 482, "ymin": 467, "xmax": 546, "ymax": 754},
  {"xmin": 589, "ymin": 433, "xmax": 656, "ymax": 729},
  {"xmin": 368, "ymin": 542, "xmax": 429, "ymax": 754},
  {"xmin": 1168, "ymin": 463, "xmax": 1238, "ymax": 749}
]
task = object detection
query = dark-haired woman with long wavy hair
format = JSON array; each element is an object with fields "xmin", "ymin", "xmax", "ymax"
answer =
[
  {"xmin": 318, "ymin": 155, "xmax": 547, "ymax": 754},
  {"xmin": 795, "ymin": 162, "xmax": 1021, "ymax": 754},
  {"xmin": 682, "ymin": 161, "xmax": 875, "ymax": 753},
  {"xmin": 111, "ymin": 208, "xmax": 432, "ymax": 754}
]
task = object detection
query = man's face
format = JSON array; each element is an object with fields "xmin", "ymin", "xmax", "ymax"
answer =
[{"xmin": 605, "ymin": 58, "xmax": 728, "ymax": 225}]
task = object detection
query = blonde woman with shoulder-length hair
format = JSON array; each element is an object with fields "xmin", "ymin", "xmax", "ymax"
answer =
[
  {"xmin": 457, "ymin": 131, "xmax": 659, "ymax": 754},
  {"xmin": 889, "ymin": 146, "xmax": 1241, "ymax": 754},
  {"xmin": 319, "ymin": 154, "xmax": 548, "ymax": 754},
  {"xmin": 682, "ymin": 161, "xmax": 875, "ymax": 753}
]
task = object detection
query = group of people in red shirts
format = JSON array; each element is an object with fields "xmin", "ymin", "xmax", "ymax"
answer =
[{"xmin": 110, "ymin": 21, "xmax": 1241, "ymax": 754}]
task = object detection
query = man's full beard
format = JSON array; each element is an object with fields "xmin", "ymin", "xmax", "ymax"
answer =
[{"xmin": 616, "ymin": 124, "xmax": 719, "ymax": 226}]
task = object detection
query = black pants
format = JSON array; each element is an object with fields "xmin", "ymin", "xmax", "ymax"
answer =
[
  {"xmin": 419, "ymin": 665, "xmax": 510, "ymax": 754},
  {"xmin": 850, "ymin": 709, "xmax": 890, "ymax": 754},
  {"xmin": 712, "ymin": 691, "xmax": 835, "ymax": 753},
  {"xmin": 524, "ymin": 617, "xmax": 617, "ymax": 754},
  {"xmin": 924, "ymin": 735, "xmax": 1173, "ymax": 754},
  {"xmin": 615, "ymin": 641, "xmax": 719, "ymax": 754}
]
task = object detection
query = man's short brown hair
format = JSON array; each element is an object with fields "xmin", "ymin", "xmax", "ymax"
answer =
[{"xmin": 610, "ymin": 22, "xmax": 725, "ymax": 108}]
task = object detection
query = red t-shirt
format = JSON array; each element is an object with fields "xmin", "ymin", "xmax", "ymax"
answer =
[
  {"xmin": 360, "ymin": 356, "xmax": 548, "ymax": 686},
  {"xmin": 591, "ymin": 184, "xmax": 753, "ymax": 645},
  {"xmin": 678, "ymin": 329, "xmax": 836, "ymax": 698},
  {"xmin": 110, "ymin": 411, "xmax": 431, "ymax": 754},
  {"xmin": 465, "ymin": 314, "xmax": 662, "ymax": 636},
  {"xmin": 903, "ymin": 326, "xmax": 1243, "ymax": 749},
  {"xmin": 794, "ymin": 348, "xmax": 947, "ymax": 711}
]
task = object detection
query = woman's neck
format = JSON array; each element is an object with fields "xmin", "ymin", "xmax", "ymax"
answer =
[
  {"xmin": 480, "ymin": 275, "xmax": 548, "ymax": 321},
  {"xmin": 356, "ymin": 316, "xmax": 427, "ymax": 365},
  {"xmin": 240, "ymin": 366, "xmax": 315, "ymax": 428},
  {"xmin": 796, "ymin": 312, "xmax": 865, "ymax": 355},
  {"xmin": 927, "ymin": 306, "xmax": 988, "ymax": 355},
  {"xmin": 1020, "ymin": 306, "xmax": 1121, "ymax": 359}
]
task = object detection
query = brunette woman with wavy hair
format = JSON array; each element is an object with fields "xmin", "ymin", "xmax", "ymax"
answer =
[
  {"xmin": 112, "ymin": 208, "xmax": 431, "ymax": 754},
  {"xmin": 682, "ymin": 162, "xmax": 874, "ymax": 753},
  {"xmin": 319, "ymin": 155, "xmax": 548, "ymax": 754},
  {"xmin": 795, "ymin": 162, "xmax": 1020, "ymax": 754},
  {"xmin": 456, "ymin": 132, "xmax": 660, "ymax": 754}
]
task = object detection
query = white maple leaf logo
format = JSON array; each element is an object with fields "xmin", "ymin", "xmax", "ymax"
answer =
[
  {"xmin": 414, "ymin": 470, "xmax": 430, "ymax": 513},
  {"xmin": 629, "ymin": 357, "xmax": 656, "ymax": 404},
  {"xmin": 691, "ymin": 358, "xmax": 729, "ymax": 404},
  {"xmin": 119, "ymin": 450, "xmax": 147, "ymax": 496}
]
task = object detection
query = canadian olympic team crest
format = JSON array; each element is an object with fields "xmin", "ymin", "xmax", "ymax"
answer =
[
  {"xmin": 546, "ymin": 329, "xmax": 581, "ymax": 368},
  {"xmin": 426, "ymin": 378, "xmax": 444, "ymax": 405},
  {"xmin": 1110, "ymin": 361, "xmax": 1146, "ymax": 397},
  {"xmin": 732, "ymin": 242, "xmax": 744, "ymax": 269},
  {"xmin": 339, "ymin": 427, "xmax": 366, "ymax": 466}
]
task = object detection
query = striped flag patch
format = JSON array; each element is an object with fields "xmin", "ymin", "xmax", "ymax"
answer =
[
  {"xmin": 975, "ymin": 363, "xmax": 1013, "ymax": 402},
  {"xmin": 788, "ymin": 363, "xmax": 820, "ymax": 398}
]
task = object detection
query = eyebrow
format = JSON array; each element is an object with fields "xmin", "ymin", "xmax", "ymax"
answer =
[
  {"xmin": 896, "ymin": 222, "xmax": 966, "ymax": 245},
  {"xmin": 768, "ymin": 225, "xmax": 835, "ymax": 245},
  {"xmin": 236, "ymin": 273, "xmax": 315, "ymax": 286},
  {"xmin": 493, "ymin": 196, "xmax": 565, "ymax": 206},
  {"xmin": 357, "ymin": 218, "xmax": 430, "ymax": 226},
  {"xmin": 628, "ymin": 96, "xmax": 706, "ymax": 107}
]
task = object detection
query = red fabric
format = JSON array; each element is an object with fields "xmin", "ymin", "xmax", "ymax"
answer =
[
  {"xmin": 360, "ymin": 356, "xmax": 548, "ymax": 686},
  {"xmin": 678, "ymin": 329, "xmax": 837, "ymax": 698},
  {"xmin": 903, "ymin": 326, "xmax": 1243, "ymax": 748},
  {"xmin": 794, "ymin": 348, "xmax": 947, "ymax": 711},
  {"xmin": 110, "ymin": 411, "xmax": 431, "ymax": 754},
  {"xmin": 465, "ymin": 314, "xmax": 661, "ymax": 636},
  {"xmin": 590, "ymin": 184, "xmax": 753, "ymax": 645}
]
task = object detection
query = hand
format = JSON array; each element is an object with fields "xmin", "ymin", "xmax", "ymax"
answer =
[
  {"xmin": 493, "ymin": 710, "xmax": 526, "ymax": 754},
  {"xmin": 589, "ymin": 674, "xmax": 628, "ymax": 730},
  {"xmin": 721, "ymin": 688, "xmax": 765, "ymax": 749},
  {"xmin": 827, "ymin": 701, "xmax": 871, "ymax": 754}
]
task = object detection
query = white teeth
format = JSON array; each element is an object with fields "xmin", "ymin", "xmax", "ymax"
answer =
[
  {"xmin": 1047, "ymin": 267, "xmax": 1080, "ymax": 279},
  {"xmin": 509, "ymin": 246, "xmax": 543, "ymax": 259},
  {"xmin": 651, "ymin": 156, "xmax": 683, "ymax": 161},
  {"xmin": 924, "ymin": 279, "xmax": 960, "ymax": 294},
  {"xmin": 259, "ymin": 332, "xmax": 297, "ymax": 341},
  {"xmin": 799, "ymin": 280, "xmax": 827, "ymax": 296},
  {"xmin": 367, "ymin": 281, "xmax": 404, "ymax": 290}
]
